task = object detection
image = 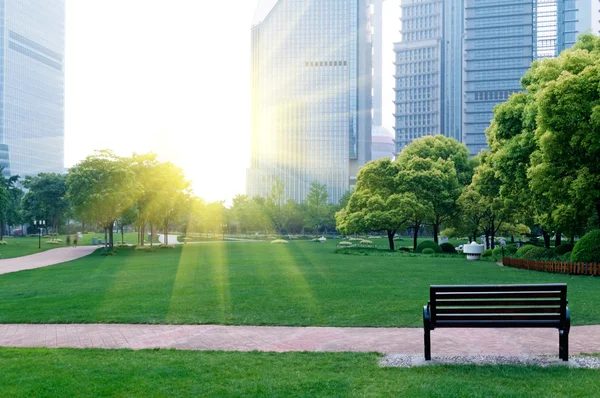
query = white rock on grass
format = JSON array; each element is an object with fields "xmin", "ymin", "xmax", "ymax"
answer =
[{"xmin": 380, "ymin": 354, "xmax": 600, "ymax": 369}]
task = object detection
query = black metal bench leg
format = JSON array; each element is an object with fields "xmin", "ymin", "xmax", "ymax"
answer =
[
  {"xmin": 559, "ymin": 330, "xmax": 569, "ymax": 361},
  {"xmin": 424, "ymin": 327, "xmax": 431, "ymax": 361}
]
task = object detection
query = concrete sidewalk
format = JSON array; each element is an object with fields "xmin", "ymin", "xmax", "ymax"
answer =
[
  {"xmin": 1, "ymin": 323, "xmax": 599, "ymax": 356},
  {"xmin": 0, "ymin": 246, "xmax": 98, "ymax": 276}
]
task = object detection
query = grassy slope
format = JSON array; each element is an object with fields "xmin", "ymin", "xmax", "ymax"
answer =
[
  {"xmin": 0, "ymin": 349, "xmax": 598, "ymax": 397},
  {"xmin": 0, "ymin": 241, "xmax": 599, "ymax": 326}
]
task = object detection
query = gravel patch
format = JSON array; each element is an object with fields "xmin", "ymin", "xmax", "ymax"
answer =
[{"xmin": 380, "ymin": 354, "xmax": 600, "ymax": 369}]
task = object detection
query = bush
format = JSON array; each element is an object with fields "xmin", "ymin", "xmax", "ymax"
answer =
[
  {"xmin": 440, "ymin": 242, "xmax": 457, "ymax": 254},
  {"xmin": 556, "ymin": 243, "xmax": 575, "ymax": 255},
  {"xmin": 337, "ymin": 241, "xmax": 353, "ymax": 247},
  {"xmin": 481, "ymin": 249, "xmax": 493, "ymax": 258},
  {"xmin": 349, "ymin": 238, "xmax": 362, "ymax": 242},
  {"xmin": 398, "ymin": 247, "xmax": 411, "ymax": 252},
  {"xmin": 571, "ymin": 230, "xmax": 600, "ymax": 263},
  {"xmin": 359, "ymin": 239, "xmax": 375, "ymax": 247},
  {"xmin": 503, "ymin": 245, "xmax": 518, "ymax": 256},
  {"xmin": 415, "ymin": 241, "xmax": 442, "ymax": 254},
  {"xmin": 521, "ymin": 247, "xmax": 556, "ymax": 260},
  {"xmin": 46, "ymin": 239, "xmax": 62, "ymax": 245},
  {"xmin": 270, "ymin": 239, "xmax": 289, "ymax": 244},
  {"xmin": 492, "ymin": 247, "xmax": 503, "ymax": 262},
  {"xmin": 422, "ymin": 248, "xmax": 436, "ymax": 255},
  {"xmin": 560, "ymin": 252, "xmax": 572, "ymax": 261},
  {"xmin": 159, "ymin": 244, "xmax": 176, "ymax": 249},
  {"xmin": 0, "ymin": 241, "xmax": 7, "ymax": 245},
  {"xmin": 135, "ymin": 246, "xmax": 157, "ymax": 252},
  {"xmin": 516, "ymin": 245, "xmax": 538, "ymax": 258}
]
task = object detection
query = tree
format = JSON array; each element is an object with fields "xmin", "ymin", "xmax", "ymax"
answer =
[
  {"xmin": 0, "ymin": 169, "xmax": 22, "ymax": 238},
  {"xmin": 67, "ymin": 150, "xmax": 138, "ymax": 248},
  {"xmin": 305, "ymin": 181, "xmax": 333, "ymax": 235},
  {"xmin": 336, "ymin": 159, "xmax": 430, "ymax": 250},
  {"xmin": 129, "ymin": 153, "xmax": 161, "ymax": 246},
  {"xmin": 265, "ymin": 179, "xmax": 291, "ymax": 234},
  {"xmin": 397, "ymin": 156, "xmax": 462, "ymax": 244},
  {"xmin": 22, "ymin": 173, "xmax": 69, "ymax": 235}
]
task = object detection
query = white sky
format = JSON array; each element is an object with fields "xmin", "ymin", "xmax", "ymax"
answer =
[{"xmin": 65, "ymin": 0, "xmax": 401, "ymax": 202}]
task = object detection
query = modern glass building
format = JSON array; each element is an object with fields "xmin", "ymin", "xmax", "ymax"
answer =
[
  {"xmin": 393, "ymin": 0, "xmax": 463, "ymax": 153},
  {"xmin": 247, "ymin": 0, "xmax": 372, "ymax": 204},
  {"xmin": 463, "ymin": 0, "xmax": 535, "ymax": 156},
  {"xmin": 0, "ymin": 0, "xmax": 65, "ymax": 177},
  {"xmin": 557, "ymin": 0, "xmax": 600, "ymax": 52}
]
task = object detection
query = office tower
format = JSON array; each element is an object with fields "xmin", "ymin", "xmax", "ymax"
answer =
[
  {"xmin": 371, "ymin": 0, "xmax": 395, "ymax": 160},
  {"xmin": 247, "ymin": 0, "xmax": 372, "ymax": 204},
  {"xmin": 393, "ymin": 0, "xmax": 463, "ymax": 153},
  {"xmin": 558, "ymin": 0, "xmax": 600, "ymax": 52},
  {"xmin": 0, "ymin": 0, "xmax": 65, "ymax": 177},
  {"xmin": 463, "ymin": 0, "xmax": 536, "ymax": 156}
]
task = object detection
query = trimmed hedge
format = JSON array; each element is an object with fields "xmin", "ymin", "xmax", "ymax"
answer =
[
  {"xmin": 440, "ymin": 242, "xmax": 457, "ymax": 254},
  {"xmin": 415, "ymin": 241, "xmax": 442, "ymax": 254},
  {"xmin": 516, "ymin": 245, "xmax": 538, "ymax": 258},
  {"xmin": 556, "ymin": 243, "xmax": 575, "ymax": 255},
  {"xmin": 422, "ymin": 248, "xmax": 436, "ymax": 255},
  {"xmin": 521, "ymin": 247, "xmax": 556, "ymax": 260},
  {"xmin": 571, "ymin": 230, "xmax": 600, "ymax": 263},
  {"xmin": 481, "ymin": 249, "xmax": 493, "ymax": 258}
]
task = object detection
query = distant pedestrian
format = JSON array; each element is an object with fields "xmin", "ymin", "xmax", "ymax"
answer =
[
  {"xmin": 66, "ymin": 235, "xmax": 71, "ymax": 246},
  {"xmin": 73, "ymin": 235, "xmax": 78, "ymax": 247}
]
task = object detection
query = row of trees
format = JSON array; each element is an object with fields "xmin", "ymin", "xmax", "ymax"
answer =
[{"xmin": 337, "ymin": 35, "xmax": 600, "ymax": 251}]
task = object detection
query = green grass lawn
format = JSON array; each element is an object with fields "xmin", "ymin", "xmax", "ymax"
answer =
[
  {"xmin": 0, "ymin": 233, "xmax": 156, "ymax": 259},
  {"xmin": 1, "ymin": 241, "xmax": 599, "ymax": 326},
  {"xmin": 0, "ymin": 349, "xmax": 598, "ymax": 397}
]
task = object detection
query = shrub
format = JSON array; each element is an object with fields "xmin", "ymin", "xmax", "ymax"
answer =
[
  {"xmin": 135, "ymin": 246, "xmax": 157, "ymax": 252},
  {"xmin": 516, "ymin": 245, "xmax": 538, "ymax": 258},
  {"xmin": 398, "ymin": 247, "xmax": 411, "ymax": 252},
  {"xmin": 503, "ymin": 245, "xmax": 518, "ymax": 256},
  {"xmin": 349, "ymin": 238, "xmax": 362, "ymax": 242},
  {"xmin": 159, "ymin": 244, "xmax": 176, "ymax": 249},
  {"xmin": 415, "ymin": 241, "xmax": 442, "ymax": 254},
  {"xmin": 556, "ymin": 243, "xmax": 575, "ymax": 255},
  {"xmin": 481, "ymin": 249, "xmax": 493, "ymax": 258},
  {"xmin": 492, "ymin": 247, "xmax": 503, "ymax": 262},
  {"xmin": 422, "ymin": 248, "xmax": 436, "ymax": 255},
  {"xmin": 571, "ymin": 230, "xmax": 600, "ymax": 263},
  {"xmin": 270, "ymin": 239, "xmax": 289, "ymax": 244},
  {"xmin": 560, "ymin": 252, "xmax": 572, "ymax": 261},
  {"xmin": 521, "ymin": 247, "xmax": 556, "ymax": 260},
  {"xmin": 0, "ymin": 241, "xmax": 7, "ymax": 245},
  {"xmin": 337, "ymin": 241, "xmax": 353, "ymax": 247},
  {"xmin": 440, "ymin": 242, "xmax": 457, "ymax": 254},
  {"xmin": 46, "ymin": 239, "xmax": 62, "ymax": 245},
  {"xmin": 359, "ymin": 239, "xmax": 375, "ymax": 246}
]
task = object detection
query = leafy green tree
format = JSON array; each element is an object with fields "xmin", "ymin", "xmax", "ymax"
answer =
[
  {"xmin": 22, "ymin": 173, "xmax": 69, "ymax": 235},
  {"xmin": 0, "ymin": 169, "xmax": 22, "ymax": 238},
  {"xmin": 265, "ymin": 179, "xmax": 291, "ymax": 234},
  {"xmin": 336, "ymin": 159, "xmax": 429, "ymax": 250},
  {"xmin": 305, "ymin": 181, "xmax": 334, "ymax": 235},
  {"xmin": 67, "ymin": 150, "xmax": 138, "ymax": 248}
]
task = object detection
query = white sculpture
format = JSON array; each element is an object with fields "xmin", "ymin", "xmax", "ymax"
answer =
[{"xmin": 464, "ymin": 242, "xmax": 485, "ymax": 261}]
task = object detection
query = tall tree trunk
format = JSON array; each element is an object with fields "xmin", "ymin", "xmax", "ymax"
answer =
[
  {"xmin": 491, "ymin": 220, "xmax": 496, "ymax": 250},
  {"xmin": 433, "ymin": 216, "xmax": 440, "ymax": 244},
  {"xmin": 387, "ymin": 230, "xmax": 396, "ymax": 251},
  {"xmin": 109, "ymin": 222, "xmax": 114, "ymax": 248},
  {"xmin": 570, "ymin": 234, "xmax": 575, "ymax": 245},
  {"xmin": 596, "ymin": 198, "xmax": 600, "ymax": 228},
  {"xmin": 165, "ymin": 222, "xmax": 169, "ymax": 245},
  {"xmin": 104, "ymin": 227, "xmax": 108, "ymax": 249},
  {"xmin": 542, "ymin": 230, "xmax": 551, "ymax": 249},
  {"xmin": 121, "ymin": 225, "xmax": 125, "ymax": 244},
  {"xmin": 555, "ymin": 231, "xmax": 562, "ymax": 247},
  {"xmin": 1, "ymin": 222, "xmax": 4, "ymax": 240},
  {"xmin": 413, "ymin": 222, "xmax": 420, "ymax": 251},
  {"xmin": 150, "ymin": 224, "xmax": 154, "ymax": 247}
]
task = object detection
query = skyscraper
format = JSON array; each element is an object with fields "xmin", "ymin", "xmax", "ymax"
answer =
[
  {"xmin": 0, "ymin": 0, "xmax": 65, "ymax": 177},
  {"xmin": 463, "ymin": 0, "xmax": 535, "ymax": 156},
  {"xmin": 393, "ymin": 0, "xmax": 463, "ymax": 153},
  {"xmin": 557, "ymin": 0, "xmax": 600, "ymax": 52},
  {"xmin": 247, "ymin": 0, "xmax": 372, "ymax": 204}
]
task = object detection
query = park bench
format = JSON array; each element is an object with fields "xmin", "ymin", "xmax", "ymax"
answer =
[{"xmin": 423, "ymin": 284, "xmax": 570, "ymax": 361}]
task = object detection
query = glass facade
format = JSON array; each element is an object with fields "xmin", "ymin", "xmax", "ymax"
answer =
[
  {"xmin": 0, "ymin": 0, "xmax": 65, "ymax": 177},
  {"xmin": 247, "ymin": 0, "xmax": 372, "ymax": 204},
  {"xmin": 558, "ymin": 0, "xmax": 600, "ymax": 53},
  {"xmin": 393, "ymin": 0, "xmax": 463, "ymax": 153},
  {"xmin": 463, "ymin": 0, "xmax": 535, "ymax": 156}
]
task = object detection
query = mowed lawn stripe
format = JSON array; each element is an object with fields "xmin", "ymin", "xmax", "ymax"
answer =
[{"xmin": 1, "ymin": 241, "xmax": 600, "ymax": 327}]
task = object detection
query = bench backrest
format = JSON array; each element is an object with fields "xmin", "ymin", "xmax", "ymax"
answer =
[{"xmin": 429, "ymin": 284, "xmax": 568, "ymax": 328}]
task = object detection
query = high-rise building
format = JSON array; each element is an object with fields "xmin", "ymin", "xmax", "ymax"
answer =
[
  {"xmin": 0, "ymin": 0, "xmax": 65, "ymax": 177},
  {"xmin": 558, "ymin": 0, "xmax": 600, "ymax": 52},
  {"xmin": 247, "ymin": 0, "xmax": 372, "ymax": 204},
  {"xmin": 463, "ymin": 0, "xmax": 536, "ymax": 156},
  {"xmin": 393, "ymin": 0, "xmax": 463, "ymax": 153}
]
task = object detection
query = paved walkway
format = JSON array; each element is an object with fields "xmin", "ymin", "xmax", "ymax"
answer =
[
  {"xmin": 1, "ymin": 324, "xmax": 599, "ymax": 356},
  {"xmin": 0, "ymin": 246, "xmax": 98, "ymax": 276}
]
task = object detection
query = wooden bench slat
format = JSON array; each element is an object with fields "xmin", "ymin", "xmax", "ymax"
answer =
[
  {"xmin": 434, "ymin": 292, "xmax": 562, "ymax": 300},
  {"xmin": 434, "ymin": 299, "xmax": 562, "ymax": 307},
  {"xmin": 436, "ymin": 314, "xmax": 562, "ymax": 322},
  {"xmin": 434, "ymin": 320, "xmax": 562, "ymax": 328},
  {"xmin": 431, "ymin": 284, "xmax": 566, "ymax": 293},
  {"xmin": 435, "ymin": 307, "xmax": 562, "ymax": 314}
]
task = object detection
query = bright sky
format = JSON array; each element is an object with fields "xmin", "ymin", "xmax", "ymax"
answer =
[{"xmin": 65, "ymin": 0, "xmax": 401, "ymax": 202}]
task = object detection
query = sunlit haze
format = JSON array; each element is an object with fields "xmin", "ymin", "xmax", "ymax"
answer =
[{"xmin": 66, "ymin": 0, "xmax": 401, "ymax": 202}]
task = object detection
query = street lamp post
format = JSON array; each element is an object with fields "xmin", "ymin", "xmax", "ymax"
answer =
[{"xmin": 34, "ymin": 220, "xmax": 46, "ymax": 249}]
